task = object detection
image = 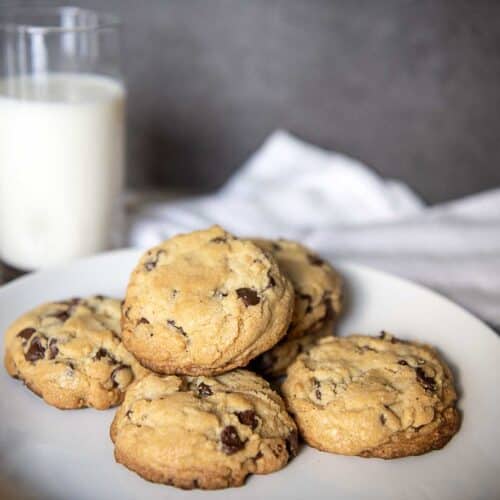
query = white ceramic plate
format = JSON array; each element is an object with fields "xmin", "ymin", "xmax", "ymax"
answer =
[{"xmin": 0, "ymin": 250, "xmax": 499, "ymax": 500}]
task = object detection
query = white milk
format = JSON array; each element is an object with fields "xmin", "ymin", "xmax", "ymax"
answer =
[{"xmin": 0, "ymin": 73, "xmax": 125, "ymax": 270}]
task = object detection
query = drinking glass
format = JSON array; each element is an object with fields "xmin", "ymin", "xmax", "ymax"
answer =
[{"xmin": 0, "ymin": 7, "xmax": 125, "ymax": 282}]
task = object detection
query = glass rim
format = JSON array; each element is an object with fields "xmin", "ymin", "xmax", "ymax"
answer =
[{"xmin": 0, "ymin": 6, "xmax": 120, "ymax": 34}]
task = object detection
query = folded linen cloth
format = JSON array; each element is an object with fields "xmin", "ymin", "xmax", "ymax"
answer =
[{"xmin": 128, "ymin": 131, "xmax": 500, "ymax": 329}]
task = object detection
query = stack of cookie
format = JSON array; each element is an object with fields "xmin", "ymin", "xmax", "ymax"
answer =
[
  {"xmin": 3, "ymin": 225, "xmax": 460, "ymax": 491},
  {"xmin": 113, "ymin": 225, "xmax": 342, "ymax": 488}
]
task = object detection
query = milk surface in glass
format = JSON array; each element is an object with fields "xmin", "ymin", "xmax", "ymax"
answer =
[{"xmin": 0, "ymin": 73, "xmax": 125, "ymax": 270}]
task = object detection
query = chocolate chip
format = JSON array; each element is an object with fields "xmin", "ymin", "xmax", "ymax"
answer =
[
  {"xmin": 298, "ymin": 293, "xmax": 313, "ymax": 314},
  {"xmin": 144, "ymin": 261, "xmax": 156, "ymax": 271},
  {"xmin": 25, "ymin": 337, "xmax": 46, "ymax": 362},
  {"xmin": 267, "ymin": 271, "xmax": 276, "ymax": 288},
  {"xmin": 17, "ymin": 327, "xmax": 36, "ymax": 341},
  {"xmin": 60, "ymin": 297, "xmax": 81, "ymax": 306},
  {"xmin": 308, "ymin": 254, "xmax": 324, "ymax": 266},
  {"xmin": 271, "ymin": 242, "xmax": 282, "ymax": 252},
  {"xmin": 144, "ymin": 250, "xmax": 165, "ymax": 271},
  {"xmin": 52, "ymin": 311, "xmax": 70, "ymax": 322},
  {"xmin": 56, "ymin": 299, "xmax": 79, "ymax": 315},
  {"xmin": 236, "ymin": 410, "xmax": 258, "ymax": 430},
  {"xmin": 126, "ymin": 409, "xmax": 133, "ymax": 418},
  {"xmin": 210, "ymin": 236, "xmax": 227, "ymax": 243},
  {"xmin": 384, "ymin": 332, "xmax": 407, "ymax": 344},
  {"xmin": 138, "ymin": 317, "xmax": 150, "ymax": 325},
  {"xmin": 313, "ymin": 378, "xmax": 321, "ymax": 400},
  {"xmin": 220, "ymin": 425, "xmax": 245, "ymax": 454},
  {"xmin": 197, "ymin": 382, "xmax": 212, "ymax": 397},
  {"xmin": 255, "ymin": 451, "xmax": 263, "ymax": 459},
  {"xmin": 286, "ymin": 430, "xmax": 299, "ymax": 458},
  {"xmin": 398, "ymin": 359, "xmax": 408, "ymax": 366},
  {"xmin": 94, "ymin": 348, "xmax": 108, "ymax": 360},
  {"xmin": 48, "ymin": 339, "xmax": 58, "ymax": 359},
  {"xmin": 167, "ymin": 319, "xmax": 187, "ymax": 336},
  {"xmin": 94, "ymin": 295, "xmax": 104, "ymax": 300},
  {"xmin": 415, "ymin": 367, "xmax": 436, "ymax": 392},
  {"xmin": 380, "ymin": 414, "xmax": 386, "ymax": 425},
  {"xmin": 236, "ymin": 288, "xmax": 260, "ymax": 306},
  {"xmin": 379, "ymin": 331, "xmax": 398, "ymax": 343}
]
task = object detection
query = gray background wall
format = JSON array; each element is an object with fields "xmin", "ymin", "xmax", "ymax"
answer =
[{"xmin": 20, "ymin": 0, "xmax": 500, "ymax": 203}]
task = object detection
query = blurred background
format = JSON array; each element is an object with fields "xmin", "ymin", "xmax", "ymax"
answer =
[{"xmin": 15, "ymin": 0, "xmax": 500, "ymax": 203}]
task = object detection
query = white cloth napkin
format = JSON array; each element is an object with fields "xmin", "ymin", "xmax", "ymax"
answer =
[{"xmin": 128, "ymin": 131, "xmax": 500, "ymax": 329}]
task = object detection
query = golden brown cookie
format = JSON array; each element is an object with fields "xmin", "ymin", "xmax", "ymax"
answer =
[
  {"xmin": 282, "ymin": 332, "xmax": 460, "ymax": 458},
  {"xmin": 252, "ymin": 239, "xmax": 343, "ymax": 339},
  {"xmin": 4, "ymin": 295, "xmax": 148, "ymax": 410},
  {"xmin": 122, "ymin": 226, "xmax": 294, "ymax": 375},
  {"xmin": 110, "ymin": 369, "xmax": 298, "ymax": 489}
]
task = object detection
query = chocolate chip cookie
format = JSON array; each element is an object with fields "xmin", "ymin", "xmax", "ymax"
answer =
[
  {"xmin": 252, "ymin": 321, "xmax": 335, "ymax": 378},
  {"xmin": 282, "ymin": 333, "xmax": 460, "ymax": 458},
  {"xmin": 110, "ymin": 369, "xmax": 298, "ymax": 489},
  {"xmin": 252, "ymin": 239, "xmax": 343, "ymax": 339},
  {"xmin": 4, "ymin": 295, "xmax": 149, "ymax": 410},
  {"xmin": 122, "ymin": 226, "xmax": 294, "ymax": 375}
]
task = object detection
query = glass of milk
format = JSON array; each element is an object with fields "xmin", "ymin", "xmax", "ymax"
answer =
[{"xmin": 0, "ymin": 7, "xmax": 125, "ymax": 278}]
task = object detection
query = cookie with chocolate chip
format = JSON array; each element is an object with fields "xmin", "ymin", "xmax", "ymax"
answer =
[
  {"xmin": 252, "ymin": 321, "xmax": 335, "ymax": 379},
  {"xmin": 110, "ymin": 369, "xmax": 298, "ymax": 489},
  {"xmin": 252, "ymin": 239, "xmax": 343, "ymax": 339},
  {"xmin": 4, "ymin": 295, "xmax": 149, "ymax": 410},
  {"xmin": 282, "ymin": 333, "xmax": 460, "ymax": 458},
  {"xmin": 122, "ymin": 226, "xmax": 294, "ymax": 375}
]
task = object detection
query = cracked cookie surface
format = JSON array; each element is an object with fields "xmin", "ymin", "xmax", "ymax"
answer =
[
  {"xmin": 110, "ymin": 369, "xmax": 298, "ymax": 489},
  {"xmin": 282, "ymin": 333, "xmax": 460, "ymax": 458},
  {"xmin": 122, "ymin": 226, "xmax": 294, "ymax": 375},
  {"xmin": 252, "ymin": 321, "xmax": 335, "ymax": 379},
  {"xmin": 4, "ymin": 295, "xmax": 149, "ymax": 410},
  {"xmin": 252, "ymin": 239, "xmax": 343, "ymax": 339}
]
